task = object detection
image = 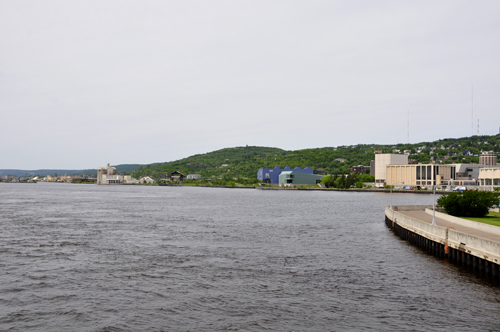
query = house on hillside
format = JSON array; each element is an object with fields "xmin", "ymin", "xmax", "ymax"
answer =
[
  {"xmin": 350, "ymin": 165, "xmax": 370, "ymax": 174},
  {"xmin": 139, "ymin": 176, "xmax": 155, "ymax": 184}
]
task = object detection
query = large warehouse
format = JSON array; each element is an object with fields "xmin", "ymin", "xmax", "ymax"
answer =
[
  {"xmin": 279, "ymin": 171, "xmax": 323, "ymax": 186},
  {"xmin": 257, "ymin": 166, "xmax": 313, "ymax": 184}
]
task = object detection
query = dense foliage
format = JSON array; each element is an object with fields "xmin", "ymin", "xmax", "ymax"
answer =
[
  {"xmin": 130, "ymin": 135, "xmax": 499, "ymax": 180},
  {"xmin": 437, "ymin": 190, "xmax": 500, "ymax": 218},
  {"xmin": 321, "ymin": 174, "xmax": 374, "ymax": 189}
]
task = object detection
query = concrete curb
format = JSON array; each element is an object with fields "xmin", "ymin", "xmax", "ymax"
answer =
[{"xmin": 424, "ymin": 208, "xmax": 500, "ymax": 236}]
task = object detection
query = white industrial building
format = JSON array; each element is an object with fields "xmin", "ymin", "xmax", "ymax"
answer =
[
  {"xmin": 374, "ymin": 154, "xmax": 409, "ymax": 186},
  {"xmin": 97, "ymin": 163, "xmax": 138, "ymax": 184}
]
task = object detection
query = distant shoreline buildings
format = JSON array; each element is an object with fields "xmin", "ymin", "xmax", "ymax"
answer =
[
  {"xmin": 376, "ymin": 151, "xmax": 500, "ymax": 190},
  {"xmin": 97, "ymin": 163, "xmax": 142, "ymax": 184}
]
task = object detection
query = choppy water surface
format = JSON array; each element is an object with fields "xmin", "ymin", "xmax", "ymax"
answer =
[{"xmin": 1, "ymin": 183, "xmax": 499, "ymax": 331}]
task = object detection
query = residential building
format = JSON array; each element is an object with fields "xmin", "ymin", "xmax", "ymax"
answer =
[
  {"xmin": 139, "ymin": 176, "xmax": 155, "ymax": 184},
  {"xmin": 257, "ymin": 166, "xmax": 313, "ymax": 184},
  {"xmin": 350, "ymin": 165, "xmax": 370, "ymax": 174},
  {"xmin": 187, "ymin": 174, "xmax": 201, "ymax": 180},
  {"xmin": 170, "ymin": 171, "xmax": 183, "ymax": 182}
]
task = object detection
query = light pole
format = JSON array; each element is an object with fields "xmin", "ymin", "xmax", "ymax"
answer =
[
  {"xmin": 390, "ymin": 181, "xmax": 404, "ymax": 210},
  {"xmin": 432, "ymin": 185, "xmax": 436, "ymax": 225},
  {"xmin": 492, "ymin": 167, "xmax": 495, "ymax": 192}
]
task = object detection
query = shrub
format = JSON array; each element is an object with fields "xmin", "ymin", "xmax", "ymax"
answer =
[{"xmin": 437, "ymin": 190, "xmax": 500, "ymax": 218}]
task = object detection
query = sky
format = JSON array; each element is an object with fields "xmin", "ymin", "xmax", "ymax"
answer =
[{"xmin": 1, "ymin": 0, "xmax": 500, "ymax": 169}]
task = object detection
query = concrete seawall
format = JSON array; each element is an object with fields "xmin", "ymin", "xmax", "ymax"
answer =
[
  {"xmin": 385, "ymin": 205, "xmax": 500, "ymax": 279},
  {"xmin": 424, "ymin": 208, "xmax": 500, "ymax": 236}
]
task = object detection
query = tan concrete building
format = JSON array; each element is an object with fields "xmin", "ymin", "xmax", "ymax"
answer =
[
  {"xmin": 479, "ymin": 151, "xmax": 497, "ymax": 166},
  {"xmin": 386, "ymin": 163, "xmax": 485, "ymax": 187},
  {"xmin": 386, "ymin": 164, "xmax": 456, "ymax": 187},
  {"xmin": 374, "ymin": 154, "xmax": 408, "ymax": 185},
  {"xmin": 478, "ymin": 167, "xmax": 500, "ymax": 190}
]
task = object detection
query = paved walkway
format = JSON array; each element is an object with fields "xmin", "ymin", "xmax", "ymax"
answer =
[{"xmin": 399, "ymin": 210, "xmax": 500, "ymax": 243}]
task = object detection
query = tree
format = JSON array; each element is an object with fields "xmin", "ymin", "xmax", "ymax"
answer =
[
  {"xmin": 358, "ymin": 174, "xmax": 374, "ymax": 182},
  {"xmin": 437, "ymin": 190, "xmax": 499, "ymax": 218},
  {"xmin": 321, "ymin": 175, "xmax": 335, "ymax": 188}
]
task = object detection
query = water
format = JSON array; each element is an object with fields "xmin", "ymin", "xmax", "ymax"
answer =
[{"xmin": 1, "ymin": 183, "xmax": 499, "ymax": 331}]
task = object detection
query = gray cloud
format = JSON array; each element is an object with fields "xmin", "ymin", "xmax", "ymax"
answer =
[{"xmin": 1, "ymin": 0, "xmax": 499, "ymax": 168}]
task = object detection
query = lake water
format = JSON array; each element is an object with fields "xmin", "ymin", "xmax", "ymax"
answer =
[{"xmin": 1, "ymin": 183, "xmax": 499, "ymax": 331}]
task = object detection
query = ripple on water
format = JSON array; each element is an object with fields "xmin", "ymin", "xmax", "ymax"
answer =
[{"xmin": 0, "ymin": 183, "xmax": 499, "ymax": 331}]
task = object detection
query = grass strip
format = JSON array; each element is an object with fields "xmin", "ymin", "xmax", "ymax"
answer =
[{"xmin": 461, "ymin": 211, "xmax": 500, "ymax": 227}]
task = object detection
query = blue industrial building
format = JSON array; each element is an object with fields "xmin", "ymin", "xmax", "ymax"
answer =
[{"xmin": 257, "ymin": 166, "xmax": 314, "ymax": 184}]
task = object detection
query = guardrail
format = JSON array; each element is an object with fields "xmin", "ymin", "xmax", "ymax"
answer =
[{"xmin": 385, "ymin": 205, "xmax": 500, "ymax": 279}]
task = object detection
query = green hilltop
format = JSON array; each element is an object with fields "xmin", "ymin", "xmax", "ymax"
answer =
[{"xmin": 131, "ymin": 135, "xmax": 500, "ymax": 180}]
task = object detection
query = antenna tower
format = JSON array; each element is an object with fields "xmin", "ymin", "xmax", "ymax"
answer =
[
  {"xmin": 477, "ymin": 119, "xmax": 479, "ymax": 135},
  {"xmin": 407, "ymin": 110, "xmax": 409, "ymax": 144},
  {"xmin": 471, "ymin": 85, "xmax": 474, "ymax": 136}
]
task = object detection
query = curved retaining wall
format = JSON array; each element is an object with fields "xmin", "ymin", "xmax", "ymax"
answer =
[
  {"xmin": 385, "ymin": 206, "xmax": 500, "ymax": 279},
  {"xmin": 424, "ymin": 208, "xmax": 500, "ymax": 236}
]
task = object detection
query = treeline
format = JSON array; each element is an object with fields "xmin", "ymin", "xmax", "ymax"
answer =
[
  {"xmin": 172, "ymin": 174, "xmax": 261, "ymax": 187},
  {"xmin": 321, "ymin": 174, "xmax": 375, "ymax": 189},
  {"xmin": 130, "ymin": 135, "xmax": 499, "ymax": 180}
]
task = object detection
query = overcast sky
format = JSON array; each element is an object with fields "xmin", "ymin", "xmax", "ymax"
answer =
[{"xmin": 1, "ymin": 1, "xmax": 499, "ymax": 169}]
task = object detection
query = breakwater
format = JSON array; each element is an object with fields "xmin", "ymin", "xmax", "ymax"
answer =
[{"xmin": 385, "ymin": 205, "xmax": 500, "ymax": 280}]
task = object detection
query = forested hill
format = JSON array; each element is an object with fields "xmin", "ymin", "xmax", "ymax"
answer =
[
  {"xmin": 6, "ymin": 135, "xmax": 496, "ymax": 179},
  {"xmin": 131, "ymin": 135, "xmax": 500, "ymax": 180},
  {"xmin": 132, "ymin": 146, "xmax": 286, "ymax": 179}
]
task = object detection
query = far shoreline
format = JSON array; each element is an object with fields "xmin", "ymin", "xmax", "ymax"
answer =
[{"xmin": 0, "ymin": 181, "xmax": 444, "ymax": 194}]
